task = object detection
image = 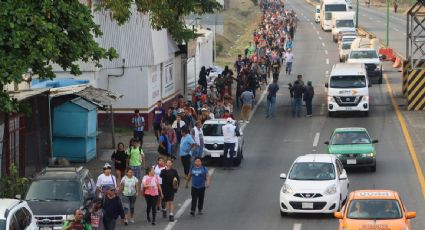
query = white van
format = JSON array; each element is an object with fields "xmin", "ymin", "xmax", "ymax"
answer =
[
  {"xmin": 325, "ymin": 63, "xmax": 371, "ymax": 117},
  {"xmin": 315, "ymin": 5, "xmax": 321, "ymax": 23},
  {"xmin": 320, "ymin": 0, "xmax": 348, "ymax": 31}
]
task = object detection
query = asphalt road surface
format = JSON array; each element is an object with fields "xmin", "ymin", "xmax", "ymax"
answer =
[{"xmin": 117, "ymin": 1, "xmax": 425, "ymax": 229}]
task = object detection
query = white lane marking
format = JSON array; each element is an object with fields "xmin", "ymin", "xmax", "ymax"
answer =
[
  {"xmin": 326, "ymin": 58, "xmax": 329, "ymax": 65},
  {"xmin": 249, "ymin": 83, "xmax": 269, "ymax": 121},
  {"xmin": 164, "ymin": 168, "xmax": 215, "ymax": 230},
  {"xmin": 320, "ymin": 104, "xmax": 326, "ymax": 115},
  {"xmin": 393, "ymin": 28, "xmax": 400, "ymax": 32},
  {"xmin": 316, "ymin": 31, "xmax": 320, "ymax": 35},
  {"xmin": 293, "ymin": 223, "xmax": 302, "ymax": 230},
  {"xmin": 322, "ymin": 42, "xmax": 325, "ymax": 47},
  {"xmin": 313, "ymin": 132, "xmax": 320, "ymax": 147},
  {"xmin": 376, "ymin": 20, "xmax": 381, "ymax": 23},
  {"xmin": 404, "ymin": 33, "xmax": 407, "ymax": 36},
  {"xmin": 325, "ymin": 70, "xmax": 329, "ymax": 75},
  {"xmin": 325, "ymin": 50, "xmax": 328, "ymax": 55},
  {"xmin": 318, "ymin": 36, "xmax": 322, "ymax": 40},
  {"xmin": 310, "ymin": 22, "xmax": 313, "ymax": 25}
]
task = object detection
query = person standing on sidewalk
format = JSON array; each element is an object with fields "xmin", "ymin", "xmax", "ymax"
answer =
[
  {"xmin": 240, "ymin": 88, "xmax": 255, "ymax": 123},
  {"xmin": 153, "ymin": 101, "xmax": 165, "ymax": 141},
  {"xmin": 120, "ymin": 168, "xmax": 139, "ymax": 225},
  {"xmin": 179, "ymin": 128, "xmax": 198, "ymax": 179},
  {"xmin": 185, "ymin": 157, "xmax": 211, "ymax": 216},
  {"xmin": 142, "ymin": 166, "xmax": 164, "ymax": 225},
  {"xmin": 160, "ymin": 159, "xmax": 180, "ymax": 222},
  {"xmin": 266, "ymin": 79, "xmax": 280, "ymax": 118},
  {"xmin": 303, "ymin": 81, "xmax": 314, "ymax": 117},
  {"xmin": 191, "ymin": 120, "xmax": 204, "ymax": 160},
  {"xmin": 127, "ymin": 139, "xmax": 145, "ymax": 180},
  {"xmin": 111, "ymin": 143, "xmax": 128, "ymax": 184},
  {"xmin": 285, "ymin": 48, "xmax": 294, "ymax": 75},
  {"xmin": 131, "ymin": 110, "xmax": 144, "ymax": 146},
  {"xmin": 102, "ymin": 186, "xmax": 125, "ymax": 230},
  {"xmin": 222, "ymin": 118, "xmax": 239, "ymax": 170},
  {"xmin": 290, "ymin": 80, "xmax": 304, "ymax": 118}
]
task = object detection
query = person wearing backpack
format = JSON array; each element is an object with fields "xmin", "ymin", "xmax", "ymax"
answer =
[
  {"xmin": 160, "ymin": 159, "xmax": 180, "ymax": 222},
  {"xmin": 127, "ymin": 139, "xmax": 145, "ymax": 180},
  {"xmin": 185, "ymin": 157, "xmax": 210, "ymax": 216},
  {"xmin": 158, "ymin": 129, "xmax": 172, "ymax": 160}
]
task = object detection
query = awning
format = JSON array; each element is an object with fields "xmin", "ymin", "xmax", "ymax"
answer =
[
  {"xmin": 49, "ymin": 85, "xmax": 122, "ymax": 108},
  {"xmin": 8, "ymin": 88, "xmax": 50, "ymax": 101}
]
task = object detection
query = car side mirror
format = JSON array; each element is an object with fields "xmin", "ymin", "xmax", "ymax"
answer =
[
  {"xmin": 279, "ymin": 173, "xmax": 287, "ymax": 179},
  {"xmin": 406, "ymin": 211, "xmax": 416, "ymax": 219},
  {"xmin": 324, "ymin": 141, "xmax": 330, "ymax": 145},
  {"xmin": 372, "ymin": 139, "xmax": 378, "ymax": 143},
  {"xmin": 325, "ymin": 83, "xmax": 329, "ymax": 88},
  {"xmin": 334, "ymin": 212, "xmax": 343, "ymax": 219},
  {"xmin": 379, "ymin": 54, "xmax": 386, "ymax": 60},
  {"xmin": 15, "ymin": 194, "xmax": 21, "ymax": 200},
  {"xmin": 368, "ymin": 83, "xmax": 372, "ymax": 88},
  {"xmin": 339, "ymin": 174, "xmax": 348, "ymax": 180}
]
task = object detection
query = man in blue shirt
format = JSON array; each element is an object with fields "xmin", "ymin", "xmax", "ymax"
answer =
[
  {"xmin": 185, "ymin": 157, "xmax": 210, "ymax": 216},
  {"xmin": 179, "ymin": 128, "xmax": 197, "ymax": 178}
]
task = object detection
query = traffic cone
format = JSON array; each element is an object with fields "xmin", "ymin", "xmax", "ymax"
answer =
[{"xmin": 393, "ymin": 57, "xmax": 401, "ymax": 68}]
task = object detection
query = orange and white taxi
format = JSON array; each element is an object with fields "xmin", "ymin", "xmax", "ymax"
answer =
[{"xmin": 334, "ymin": 190, "xmax": 416, "ymax": 230}]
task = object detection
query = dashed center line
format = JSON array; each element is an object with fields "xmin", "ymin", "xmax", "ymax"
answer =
[
  {"xmin": 325, "ymin": 50, "xmax": 328, "ymax": 55},
  {"xmin": 393, "ymin": 28, "xmax": 400, "ymax": 32},
  {"xmin": 322, "ymin": 42, "xmax": 325, "ymax": 47},
  {"xmin": 319, "ymin": 36, "xmax": 322, "ymax": 40},
  {"xmin": 313, "ymin": 132, "xmax": 320, "ymax": 147},
  {"xmin": 316, "ymin": 31, "xmax": 320, "ymax": 35},
  {"xmin": 293, "ymin": 224, "xmax": 302, "ymax": 230},
  {"xmin": 326, "ymin": 58, "xmax": 329, "ymax": 65}
]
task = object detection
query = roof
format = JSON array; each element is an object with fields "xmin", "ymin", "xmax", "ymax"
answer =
[
  {"xmin": 34, "ymin": 167, "xmax": 86, "ymax": 180},
  {"xmin": 67, "ymin": 98, "xmax": 97, "ymax": 111},
  {"xmin": 351, "ymin": 190, "xmax": 398, "ymax": 200},
  {"xmin": 331, "ymin": 63, "xmax": 366, "ymax": 76},
  {"xmin": 334, "ymin": 127, "xmax": 367, "ymax": 132},
  {"xmin": 0, "ymin": 199, "xmax": 20, "ymax": 219},
  {"xmin": 296, "ymin": 154, "xmax": 335, "ymax": 163},
  {"xmin": 50, "ymin": 85, "xmax": 122, "ymax": 108},
  {"xmin": 8, "ymin": 88, "xmax": 49, "ymax": 102}
]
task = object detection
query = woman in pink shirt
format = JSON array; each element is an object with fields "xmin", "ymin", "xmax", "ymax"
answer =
[{"xmin": 142, "ymin": 166, "xmax": 163, "ymax": 225}]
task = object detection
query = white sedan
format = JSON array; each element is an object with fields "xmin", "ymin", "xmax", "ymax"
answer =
[{"xmin": 279, "ymin": 154, "xmax": 349, "ymax": 216}]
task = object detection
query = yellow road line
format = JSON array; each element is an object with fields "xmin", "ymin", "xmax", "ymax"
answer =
[{"xmin": 384, "ymin": 74, "xmax": 425, "ymax": 199}]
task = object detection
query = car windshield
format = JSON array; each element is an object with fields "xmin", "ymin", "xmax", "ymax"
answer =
[
  {"xmin": 288, "ymin": 163, "xmax": 335, "ymax": 180},
  {"xmin": 350, "ymin": 50, "xmax": 378, "ymax": 59},
  {"xmin": 347, "ymin": 199, "xmax": 403, "ymax": 219},
  {"xmin": 202, "ymin": 124, "xmax": 225, "ymax": 136},
  {"xmin": 342, "ymin": 37, "xmax": 355, "ymax": 43},
  {"xmin": 25, "ymin": 180, "xmax": 81, "ymax": 201},
  {"xmin": 331, "ymin": 131, "xmax": 371, "ymax": 145},
  {"xmin": 325, "ymin": 4, "xmax": 347, "ymax": 11},
  {"xmin": 336, "ymin": 20, "xmax": 354, "ymax": 28},
  {"xmin": 342, "ymin": 43, "xmax": 351, "ymax": 49},
  {"xmin": 0, "ymin": 220, "xmax": 5, "ymax": 230},
  {"xmin": 330, "ymin": 75, "xmax": 366, "ymax": 88}
]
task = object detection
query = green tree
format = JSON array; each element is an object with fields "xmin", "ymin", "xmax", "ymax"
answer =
[
  {"xmin": 96, "ymin": 0, "xmax": 223, "ymax": 43},
  {"xmin": 0, "ymin": 165, "xmax": 29, "ymax": 198},
  {"xmin": 0, "ymin": 0, "xmax": 117, "ymax": 113}
]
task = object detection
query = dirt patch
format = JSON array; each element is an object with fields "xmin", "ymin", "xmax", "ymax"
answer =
[{"xmin": 216, "ymin": 0, "xmax": 261, "ymax": 68}]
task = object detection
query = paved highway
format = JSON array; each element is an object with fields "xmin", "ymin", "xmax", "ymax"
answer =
[
  {"xmin": 357, "ymin": 5, "xmax": 407, "ymax": 57},
  {"xmin": 117, "ymin": 1, "xmax": 425, "ymax": 229}
]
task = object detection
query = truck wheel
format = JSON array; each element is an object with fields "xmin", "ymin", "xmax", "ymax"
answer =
[
  {"xmin": 280, "ymin": 210, "xmax": 287, "ymax": 217},
  {"xmin": 378, "ymin": 76, "xmax": 383, "ymax": 84},
  {"xmin": 328, "ymin": 111, "xmax": 334, "ymax": 117},
  {"xmin": 371, "ymin": 164, "xmax": 377, "ymax": 172},
  {"xmin": 339, "ymin": 58, "xmax": 343, "ymax": 62},
  {"xmin": 363, "ymin": 111, "xmax": 369, "ymax": 117},
  {"xmin": 233, "ymin": 150, "xmax": 243, "ymax": 167}
]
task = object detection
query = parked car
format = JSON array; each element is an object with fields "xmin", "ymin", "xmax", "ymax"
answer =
[
  {"xmin": 0, "ymin": 199, "xmax": 38, "ymax": 230},
  {"xmin": 202, "ymin": 119, "xmax": 244, "ymax": 166},
  {"xmin": 325, "ymin": 127, "xmax": 378, "ymax": 172},
  {"xmin": 279, "ymin": 154, "xmax": 349, "ymax": 216},
  {"xmin": 315, "ymin": 5, "xmax": 321, "ymax": 23},
  {"xmin": 24, "ymin": 166, "xmax": 96, "ymax": 229}
]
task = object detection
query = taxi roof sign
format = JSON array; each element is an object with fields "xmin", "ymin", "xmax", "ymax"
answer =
[{"xmin": 352, "ymin": 190, "xmax": 398, "ymax": 199}]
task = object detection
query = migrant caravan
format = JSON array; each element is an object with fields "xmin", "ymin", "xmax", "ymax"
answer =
[{"xmin": 320, "ymin": 0, "xmax": 348, "ymax": 31}]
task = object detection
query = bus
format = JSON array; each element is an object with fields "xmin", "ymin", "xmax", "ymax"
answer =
[{"xmin": 320, "ymin": 0, "xmax": 348, "ymax": 31}]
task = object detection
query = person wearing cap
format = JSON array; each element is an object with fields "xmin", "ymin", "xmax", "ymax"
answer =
[
  {"xmin": 222, "ymin": 118, "xmax": 239, "ymax": 170},
  {"xmin": 96, "ymin": 163, "xmax": 117, "ymax": 198},
  {"xmin": 284, "ymin": 48, "xmax": 294, "ymax": 75},
  {"xmin": 191, "ymin": 120, "xmax": 205, "ymax": 160},
  {"xmin": 102, "ymin": 185, "xmax": 125, "ymax": 230},
  {"xmin": 303, "ymin": 81, "xmax": 314, "ymax": 117}
]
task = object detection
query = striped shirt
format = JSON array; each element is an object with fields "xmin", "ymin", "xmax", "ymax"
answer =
[{"xmin": 132, "ymin": 115, "xmax": 144, "ymax": 131}]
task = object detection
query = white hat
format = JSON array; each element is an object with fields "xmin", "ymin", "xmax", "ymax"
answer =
[
  {"xmin": 201, "ymin": 108, "xmax": 207, "ymax": 111},
  {"xmin": 103, "ymin": 162, "xmax": 112, "ymax": 169},
  {"xmin": 226, "ymin": 117, "xmax": 233, "ymax": 122}
]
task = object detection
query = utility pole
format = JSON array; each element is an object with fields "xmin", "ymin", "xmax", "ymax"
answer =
[
  {"xmin": 356, "ymin": 0, "xmax": 359, "ymax": 28},
  {"xmin": 386, "ymin": 0, "xmax": 390, "ymax": 47}
]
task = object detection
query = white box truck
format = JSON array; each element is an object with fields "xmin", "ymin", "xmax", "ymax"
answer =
[{"xmin": 331, "ymin": 11, "xmax": 355, "ymax": 42}]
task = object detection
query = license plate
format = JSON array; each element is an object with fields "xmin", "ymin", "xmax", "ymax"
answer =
[
  {"xmin": 302, "ymin": 202, "xmax": 314, "ymax": 209},
  {"xmin": 211, "ymin": 153, "xmax": 221, "ymax": 158},
  {"xmin": 345, "ymin": 107, "xmax": 353, "ymax": 111},
  {"xmin": 39, "ymin": 227, "xmax": 53, "ymax": 230},
  {"xmin": 347, "ymin": 159, "xmax": 357, "ymax": 165}
]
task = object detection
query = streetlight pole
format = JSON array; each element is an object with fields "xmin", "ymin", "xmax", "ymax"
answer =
[
  {"xmin": 356, "ymin": 0, "xmax": 359, "ymax": 28},
  {"xmin": 386, "ymin": 0, "xmax": 390, "ymax": 47}
]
